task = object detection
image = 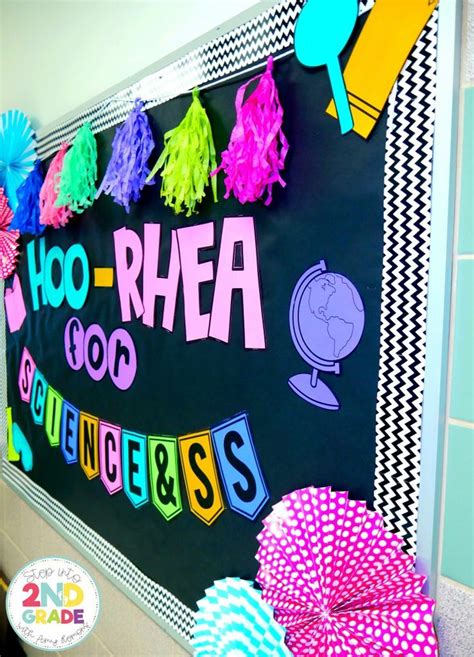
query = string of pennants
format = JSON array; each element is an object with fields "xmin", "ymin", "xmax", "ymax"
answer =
[{"xmin": 8, "ymin": 346, "xmax": 269, "ymax": 525}]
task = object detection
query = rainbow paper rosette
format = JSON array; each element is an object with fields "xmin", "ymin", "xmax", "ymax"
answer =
[
  {"xmin": 0, "ymin": 110, "xmax": 36, "ymax": 212},
  {"xmin": 192, "ymin": 577, "xmax": 292, "ymax": 656},
  {"xmin": 0, "ymin": 188, "xmax": 20, "ymax": 279},
  {"xmin": 256, "ymin": 486, "xmax": 439, "ymax": 656}
]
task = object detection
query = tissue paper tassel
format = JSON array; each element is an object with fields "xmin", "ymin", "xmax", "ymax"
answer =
[
  {"xmin": 10, "ymin": 161, "xmax": 45, "ymax": 236},
  {"xmin": 56, "ymin": 123, "xmax": 97, "ymax": 213},
  {"xmin": 39, "ymin": 144, "xmax": 73, "ymax": 229},
  {"xmin": 147, "ymin": 88, "xmax": 217, "ymax": 217},
  {"xmin": 96, "ymin": 99, "xmax": 155, "ymax": 213},
  {"xmin": 212, "ymin": 56, "xmax": 289, "ymax": 206}
]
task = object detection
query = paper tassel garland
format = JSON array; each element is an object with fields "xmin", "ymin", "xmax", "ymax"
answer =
[
  {"xmin": 56, "ymin": 123, "xmax": 97, "ymax": 213},
  {"xmin": 0, "ymin": 110, "xmax": 37, "ymax": 212},
  {"xmin": 10, "ymin": 161, "xmax": 45, "ymax": 236},
  {"xmin": 146, "ymin": 88, "xmax": 217, "ymax": 217},
  {"xmin": 256, "ymin": 486, "xmax": 439, "ymax": 657},
  {"xmin": 212, "ymin": 56, "xmax": 289, "ymax": 206},
  {"xmin": 0, "ymin": 188, "xmax": 20, "ymax": 279},
  {"xmin": 39, "ymin": 143, "xmax": 73, "ymax": 229},
  {"xmin": 96, "ymin": 99, "xmax": 155, "ymax": 213},
  {"xmin": 192, "ymin": 578, "xmax": 292, "ymax": 656}
]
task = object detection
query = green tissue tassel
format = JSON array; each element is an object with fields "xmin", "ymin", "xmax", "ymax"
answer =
[
  {"xmin": 147, "ymin": 88, "xmax": 217, "ymax": 217},
  {"xmin": 56, "ymin": 123, "xmax": 97, "ymax": 214}
]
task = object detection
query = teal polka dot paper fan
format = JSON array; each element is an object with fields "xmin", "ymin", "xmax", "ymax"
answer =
[
  {"xmin": 0, "ymin": 110, "xmax": 37, "ymax": 212},
  {"xmin": 192, "ymin": 577, "xmax": 292, "ymax": 656}
]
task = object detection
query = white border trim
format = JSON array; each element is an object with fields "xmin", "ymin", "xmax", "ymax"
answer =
[{"xmin": 417, "ymin": 0, "xmax": 462, "ymax": 595}]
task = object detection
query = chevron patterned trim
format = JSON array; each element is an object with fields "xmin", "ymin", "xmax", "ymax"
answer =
[
  {"xmin": 374, "ymin": 10, "xmax": 438, "ymax": 556},
  {"xmin": 1, "ymin": 460, "xmax": 196, "ymax": 645},
  {"xmin": 35, "ymin": 0, "xmax": 374, "ymax": 160}
]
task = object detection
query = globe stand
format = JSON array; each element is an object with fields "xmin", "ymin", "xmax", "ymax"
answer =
[{"xmin": 288, "ymin": 368, "xmax": 340, "ymax": 411}]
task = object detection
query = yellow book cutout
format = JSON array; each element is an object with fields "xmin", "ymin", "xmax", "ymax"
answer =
[{"xmin": 327, "ymin": 0, "xmax": 439, "ymax": 138}]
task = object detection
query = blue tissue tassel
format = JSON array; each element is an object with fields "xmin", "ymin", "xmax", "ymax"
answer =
[
  {"xmin": 10, "ymin": 161, "xmax": 45, "ymax": 235},
  {"xmin": 96, "ymin": 99, "xmax": 155, "ymax": 213}
]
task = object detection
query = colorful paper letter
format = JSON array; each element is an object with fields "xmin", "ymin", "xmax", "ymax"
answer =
[
  {"xmin": 99, "ymin": 421, "xmax": 122, "ymax": 495},
  {"xmin": 30, "ymin": 369, "xmax": 48, "ymax": 425},
  {"xmin": 44, "ymin": 387, "xmax": 63, "ymax": 447},
  {"xmin": 114, "ymin": 227, "xmax": 144, "ymax": 322},
  {"xmin": 177, "ymin": 222, "xmax": 215, "ymax": 341},
  {"xmin": 63, "ymin": 243, "xmax": 90, "ymax": 309},
  {"xmin": 148, "ymin": 436, "xmax": 182, "ymax": 521},
  {"xmin": 209, "ymin": 216, "xmax": 266, "ymax": 349},
  {"xmin": 12, "ymin": 423, "xmax": 33, "ymax": 472},
  {"xmin": 122, "ymin": 431, "xmax": 148, "ymax": 508},
  {"xmin": 61, "ymin": 401, "xmax": 79, "ymax": 464},
  {"xmin": 4, "ymin": 274, "xmax": 27, "ymax": 333},
  {"xmin": 64, "ymin": 317, "xmax": 85, "ymax": 371},
  {"xmin": 142, "ymin": 224, "xmax": 180, "ymax": 330},
  {"xmin": 44, "ymin": 245, "xmax": 66, "ymax": 308},
  {"xmin": 18, "ymin": 346, "xmax": 37, "ymax": 403},
  {"xmin": 107, "ymin": 328, "xmax": 137, "ymax": 391},
  {"xmin": 27, "ymin": 237, "xmax": 47, "ymax": 311},
  {"xmin": 84, "ymin": 324, "xmax": 108, "ymax": 382},
  {"xmin": 79, "ymin": 412, "xmax": 100, "ymax": 480},
  {"xmin": 179, "ymin": 430, "xmax": 224, "ymax": 526},
  {"xmin": 6, "ymin": 407, "xmax": 20, "ymax": 462},
  {"xmin": 211, "ymin": 413, "xmax": 269, "ymax": 520}
]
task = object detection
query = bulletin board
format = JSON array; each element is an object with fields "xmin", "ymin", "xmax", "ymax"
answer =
[{"xmin": 2, "ymin": 0, "xmax": 439, "ymax": 648}]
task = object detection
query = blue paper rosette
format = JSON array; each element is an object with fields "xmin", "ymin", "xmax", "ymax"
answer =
[
  {"xmin": 0, "ymin": 110, "xmax": 37, "ymax": 212},
  {"xmin": 192, "ymin": 577, "xmax": 291, "ymax": 656}
]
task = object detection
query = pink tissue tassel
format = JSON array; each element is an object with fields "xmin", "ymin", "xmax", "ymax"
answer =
[
  {"xmin": 212, "ymin": 56, "xmax": 289, "ymax": 205},
  {"xmin": 39, "ymin": 143, "xmax": 73, "ymax": 229}
]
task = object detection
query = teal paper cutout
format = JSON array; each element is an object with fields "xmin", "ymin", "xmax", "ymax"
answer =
[
  {"xmin": 122, "ymin": 431, "xmax": 149, "ymax": 508},
  {"xmin": 30, "ymin": 369, "xmax": 48, "ymax": 425},
  {"xmin": 295, "ymin": 0, "xmax": 358, "ymax": 134},
  {"xmin": 12, "ymin": 423, "xmax": 33, "ymax": 471}
]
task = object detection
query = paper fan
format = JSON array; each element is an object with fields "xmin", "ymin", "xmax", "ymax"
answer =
[
  {"xmin": 256, "ymin": 486, "xmax": 438, "ymax": 657},
  {"xmin": 192, "ymin": 577, "xmax": 292, "ymax": 656},
  {"xmin": 0, "ymin": 110, "xmax": 37, "ymax": 212},
  {"xmin": 0, "ymin": 188, "xmax": 20, "ymax": 279}
]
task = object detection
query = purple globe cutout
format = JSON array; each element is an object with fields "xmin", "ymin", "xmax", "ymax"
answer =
[{"xmin": 289, "ymin": 259, "xmax": 365, "ymax": 410}]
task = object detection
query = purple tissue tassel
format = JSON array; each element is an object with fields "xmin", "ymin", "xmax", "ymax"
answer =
[{"xmin": 96, "ymin": 99, "xmax": 155, "ymax": 213}]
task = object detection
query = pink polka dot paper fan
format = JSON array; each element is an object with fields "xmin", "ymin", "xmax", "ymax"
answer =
[
  {"xmin": 0, "ymin": 187, "xmax": 20, "ymax": 279},
  {"xmin": 256, "ymin": 486, "xmax": 438, "ymax": 656}
]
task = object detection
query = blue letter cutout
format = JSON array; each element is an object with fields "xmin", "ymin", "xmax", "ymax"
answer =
[
  {"xmin": 211, "ymin": 412, "xmax": 269, "ymax": 520},
  {"xmin": 61, "ymin": 401, "xmax": 79, "ymax": 464}
]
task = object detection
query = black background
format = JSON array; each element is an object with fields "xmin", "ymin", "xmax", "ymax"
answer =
[{"xmin": 7, "ymin": 23, "xmax": 387, "ymax": 610}]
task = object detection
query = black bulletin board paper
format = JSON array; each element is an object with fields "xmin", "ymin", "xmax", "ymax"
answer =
[{"xmin": 6, "ymin": 49, "xmax": 387, "ymax": 612}]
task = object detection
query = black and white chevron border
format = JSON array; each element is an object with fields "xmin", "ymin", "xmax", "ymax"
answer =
[
  {"xmin": 1, "ymin": 0, "xmax": 437, "ymax": 644},
  {"xmin": 36, "ymin": 0, "xmax": 374, "ymax": 160},
  {"xmin": 1, "ymin": 463, "xmax": 195, "ymax": 645},
  {"xmin": 374, "ymin": 10, "xmax": 438, "ymax": 556}
]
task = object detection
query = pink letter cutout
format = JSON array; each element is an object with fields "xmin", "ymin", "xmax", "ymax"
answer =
[
  {"xmin": 114, "ymin": 227, "xmax": 144, "ymax": 322},
  {"xmin": 142, "ymin": 224, "xmax": 180, "ymax": 330},
  {"xmin": 209, "ymin": 216, "xmax": 266, "ymax": 349},
  {"xmin": 18, "ymin": 347, "xmax": 37, "ymax": 403},
  {"xmin": 177, "ymin": 222, "xmax": 215, "ymax": 342}
]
